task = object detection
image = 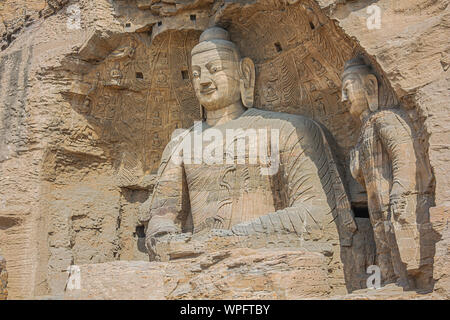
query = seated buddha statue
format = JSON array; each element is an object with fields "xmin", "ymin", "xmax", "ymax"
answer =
[{"xmin": 140, "ymin": 27, "xmax": 357, "ymax": 262}]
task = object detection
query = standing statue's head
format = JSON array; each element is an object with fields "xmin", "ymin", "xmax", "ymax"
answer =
[
  {"xmin": 341, "ymin": 57, "xmax": 379, "ymax": 121},
  {"xmin": 191, "ymin": 27, "xmax": 255, "ymax": 113}
]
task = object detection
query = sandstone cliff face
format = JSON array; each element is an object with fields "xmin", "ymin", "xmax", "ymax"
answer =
[
  {"xmin": 0, "ymin": 1, "xmax": 69, "ymax": 51},
  {"xmin": 0, "ymin": 0, "xmax": 448, "ymax": 299}
]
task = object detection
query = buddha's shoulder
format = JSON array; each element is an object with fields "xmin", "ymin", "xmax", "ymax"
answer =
[
  {"xmin": 243, "ymin": 108, "xmax": 319, "ymax": 130},
  {"xmin": 368, "ymin": 108, "xmax": 412, "ymax": 128}
]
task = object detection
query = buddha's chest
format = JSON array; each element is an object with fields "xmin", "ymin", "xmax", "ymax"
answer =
[
  {"xmin": 183, "ymin": 162, "xmax": 284, "ymax": 231},
  {"xmin": 352, "ymin": 125, "xmax": 386, "ymax": 171},
  {"xmin": 184, "ymin": 162, "xmax": 280, "ymax": 197},
  {"xmin": 351, "ymin": 125, "xmax": 393, "ymax": 203}
]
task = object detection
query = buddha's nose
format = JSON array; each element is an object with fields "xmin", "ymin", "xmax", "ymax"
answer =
[{"xmin": 200, "ymin": 79, "xmax": 212, "ymax": 88}]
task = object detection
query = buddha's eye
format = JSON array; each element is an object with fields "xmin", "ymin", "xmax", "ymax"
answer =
[
  {"xmin": 210, "ymin": 65, "xmax": 220, "ymax": 73},
  {"xmin": 192, "ymin": 70, "xmax": 200, "ymax": 78}
]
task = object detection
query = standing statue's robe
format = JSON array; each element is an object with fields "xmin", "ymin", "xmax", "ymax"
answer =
[
  {"xmin": 140, "ymin": 108, "xmax": 357, "ymax": 246},
  {"xmin": 350, "ymin": 109, "xmax": 434, "ymax": 275}
]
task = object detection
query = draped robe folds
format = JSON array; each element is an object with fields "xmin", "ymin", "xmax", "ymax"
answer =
[
  {"xmin": 350, "ymin": 109, "xmax": 434, "ymax": 275},
  {"xmin": 140, "ymin": 108, "xmax": 357, "ymax": 247}
]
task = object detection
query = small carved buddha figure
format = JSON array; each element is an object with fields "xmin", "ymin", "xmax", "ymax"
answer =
[
  {"xmin": 141, "ymin": 27, "xmax": 357, "ymax": 262},
  {"xmin": 342, "ymin": 57, "xmax": 433, "ymax": 288}
]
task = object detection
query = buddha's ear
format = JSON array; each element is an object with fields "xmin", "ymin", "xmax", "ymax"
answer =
[
  {"xmin": 200, "ymin": 105, "xmax": 206, "ymax": 121},
  {"xmin": 364, "ymin": 73, "xmax": 379, "ymax": 112},
  {"xmin": 239, "ymin": 57, "xmax": 255, "ymax": 108}
]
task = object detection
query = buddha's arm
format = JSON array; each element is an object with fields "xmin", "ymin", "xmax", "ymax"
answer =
[
  {"xmin": 141, "ymin": 139, "xmax": 189, "ymax": 239},
  {"xmin": 146, "ymin": 164, "xmax": 187, "ymax": 237},
  {"xmin": 350, "ymin": 147, "xmax": 365, "ymax": 187},
  {"xmin": 376, "ymin": 111, "xmax": 417, "ymax": 194},
  {"xmin": 376, "ymin": 111, "xmax": 417, "ymax": 218}
]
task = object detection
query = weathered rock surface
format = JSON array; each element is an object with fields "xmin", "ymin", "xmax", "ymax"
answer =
[
  {"xmin": 64, "ymin": 249, "xmax": 335, "ymax": 300},
  {"xmin": 63, "ymin": 253, "xmax": 445, "ymax": 300},
  {"xmin": 0, "ymin": 254, "xmax": 7, "ymax": 300},
  {"xmin": 0, "ymin": 0, "xmax": 448, "ymax": 299},
  {"xmin": 331, "ymin": 283, "xmax": 442, "ymax": 300}
]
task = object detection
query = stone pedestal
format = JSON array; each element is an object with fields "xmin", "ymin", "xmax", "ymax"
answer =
[
  {"xmin": 64, "ymin": 221, "xmax": 378, "ymax": 299},
  {"xmin": 65, "ymin": 249, "xmax": 335, "ymax": 300}
]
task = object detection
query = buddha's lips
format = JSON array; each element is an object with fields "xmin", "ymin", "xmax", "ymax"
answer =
[{"xmin": 201, "ymin": 87, "xmax": 217, "ymax": 95}]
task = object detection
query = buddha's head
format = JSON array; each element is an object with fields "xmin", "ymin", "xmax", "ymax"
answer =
[
  {"xmin": 341, "ymin": 57, "xmax": 379, "ymax": 121},
  {"xmin": 191, "ymin": 27, "xmax": 255, "ymax": 112}
]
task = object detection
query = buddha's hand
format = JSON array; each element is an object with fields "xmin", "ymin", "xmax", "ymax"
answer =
[
  {"xmin": 390, "ymin": 183, "xmax": 408, "ymax": 223},
  {"xmin": 147, "ymin": 222, "xmax": 179, "ymax": 238},
  {"xmin": 145, "ymin": 218, "xmax": 179, "ymax": 260},
  {"xmin": 349, "ymin": 148, "xmax": 359, "ymax": 177}
]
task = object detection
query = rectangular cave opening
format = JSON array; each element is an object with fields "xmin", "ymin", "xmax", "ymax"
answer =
[
  {"xmin": 181, "ymin": 70, "xmax": 189, "ymax": 80},
  {"xmin": 135, "ymin": 225, "xmax": 147, "ymax": 253},
  {"xmin": 135, "ymin": 225, "xmax": 146, "ymax": 238},
  {"xmin": 190, "ymin": 14, "xmax": 196, "ymax": 21},
  {"xmin": 352, "ymin": 205, "xmax": 370, "ymax": 219},
  {"xmin": 274, "ymin": 42, "xmax": 283, "ymax": 52},
  {"xmin": 136, "ymin": 72, "xmax": 144, "ymax": 79}
]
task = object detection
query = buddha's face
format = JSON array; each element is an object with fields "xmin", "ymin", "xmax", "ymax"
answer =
[
  {"xmin": 191, "ymin": 47, "xmax": 241, "ymax": 111},
  {"xmin": 341, "ymin": 74, "xmax": 369, "ymax": 120}
]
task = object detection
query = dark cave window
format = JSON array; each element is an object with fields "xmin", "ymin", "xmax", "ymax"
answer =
[
  {"xmin": 125, "ymin": 22, "xmax": 131, "ymax": 28},
  {"xmin": 274, "ymin": 42, "xmax": 282, "ymax": 52},
  {"xmin": 352, "ymin": 206, "xmax": 370, "ymax": 219},
  {"xmin": 309, "ymin": 22, "xmax": 315, "ymax": 30},
  {"xmin": 136, "ymin": 72, "xmax": 144, "ymax": 79},
  {"xmin": 181, "ymin": 70, "xmax": 189, "ymax": 80},
  {"xmin": 158, "ymin": 21, "xmax": 162, "ymax": 26},
  {"xmin": 135, "ymin": 225, "xmax": 146, "ymax": 238},
  {"xmin": 190, "ymin": 15, "xmax": 197, "ymax": 21}
]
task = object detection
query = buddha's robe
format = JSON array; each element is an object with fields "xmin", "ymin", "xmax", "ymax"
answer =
[{"xmin": 140, "ymin": 108, "xmax": 356, "ymax": 246}]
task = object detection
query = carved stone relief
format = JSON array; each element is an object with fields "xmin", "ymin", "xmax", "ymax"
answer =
[{"xmin": 68, "ymin": 31, "xmax": 202, "ymax": 187}]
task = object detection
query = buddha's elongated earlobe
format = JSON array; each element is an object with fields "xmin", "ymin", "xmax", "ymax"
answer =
[
  {"xmin": 239, "ymin": 57, "xmax": 255, "ymax": 108},
  {"xmin": 200, "ymin": 105, "xmax": 206, "ymax": 120},
  {"xmin": 364, "ymin": 74, "xmax": 379, "ymax": 112}
]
